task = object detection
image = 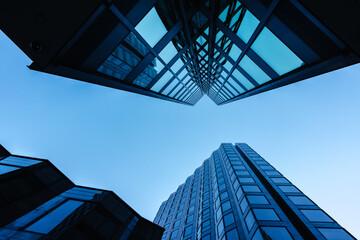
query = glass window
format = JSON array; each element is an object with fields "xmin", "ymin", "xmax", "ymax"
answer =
[
  {"xmin": 170, "ymin": 229, "xmax": 178, "ymax": 239},
  {"xmin": 318, "ymin": 228, "xmax": 354, "ymax": 240},
  {"xmin": 202, "ymin": 234, "xmax": 211, "ymax": 240},
  {"xmin": 159, "ymin": 41, "xmax": 178, "ymax": 64},
  {"xmin": 252, "ymin": 228, "xmax": 263, "ymax": 240},
  {"xmin": 224, "ymin": 213, "xmax": 235, "ymax": 227},
  {"xmin": 239, "ymin": 56, "xmax": 270, "ymax": 85},
  {"xmin": 237, "ymin": 10, "xmax": 259, "ymax": 44},
  {"xmin": 135, "ymin": 8, "xmax": 167, "ymax": 47},
  {"xmin": 243, "ymin": 185, "xmax": 261, "ymax": 193},
  {"xmin": 279, "ymin": 185, "xmax": 300, "ymax": 193},
  {"xmin": 247, "ymin": 196, "xmax": 269, "ymax": 205},
  {"xmin": 301, "ymin": 210, "xmax": 333, "ymax": 222},
  {"xmin": 240, "ymin": 198, "xmax": 248, "ymax": 213},
  {"xmin": 251, "ymin": 27, "xmax": 303, "ymax": 75},
  {"xmin": 186, "ymin": 214, "xmax": 194, "ymax": 224},
  {"xmin": 222, "ymin": 201, "xmax": 231, "ymax": 212},
  {"xmin": 253, "ymin": 209, "xmax": 279, "ymax": 221},
  {"xmin": 245, "ymin": 211, "xmax": 255, "ymax": 232},
  {"xmin": 226, "ymin": 228, "xmax": 240, "ymax": 240},
  {"xmin": 0, "ymin": 156, "xmax": 41, "ymax": 167},
  {"xmin": 0, "ymin": 164, "xmax": 19, "ymax": 175},
  {"xmin": 265, "ymin": 171, "xmax": 281, "ymax": 176},
  {"xmin": 26, "ymin": 200, "xmax": 83, "ymax": 234},
  {"xmin": 262, "ymin": 227, "xmax": 293, "ymax": 240},
  {"xmin": 271, "ymin": 178, "xmax": 289, "ymax": 184},
  {"xmin": 288, "ymin": 196, "xmax": 313, "ymax": 206},
  {"xmin": 188, "ymin": 206, "xmax": 195, "ymax": 213},
  {"xmin": 239, "ymin": 177, "xmax": 255, "ymax": 183},
  {"xmin": 232, "ymin": 69, "xmax": 254, "ymax": 90},
  {"xmin": 220, "ymin": 191, "xmax": 228, "ymax": 201},
  {"xmin": 218, "ymin": 219, "xmax": 225, "ymax": 236},
  {"xmin": 173, "ymin": 220, "xmax": 180, "ymax": 228},
  {"xmin": 236, "ymin": 187, "xmax": 243, "ymax": 200},
  {"xmin": 184, "ymin": 225, "xmax": 193, "ymax": 236},
  {"xmin": 236, "ymin": 170, "xmax": 250, "ymax": 176},
  {"xmin": 151, "ymin": 71, "xmax": 174, "ymax": 92},
  {"xmin": 176, "ymin": 211, "xmax": 183, "ymax": 219}
]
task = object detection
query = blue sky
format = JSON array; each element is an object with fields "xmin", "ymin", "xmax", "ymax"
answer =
[{"xmin": 0, "ymin": 30, "xmax": 359, "ymax": 238}]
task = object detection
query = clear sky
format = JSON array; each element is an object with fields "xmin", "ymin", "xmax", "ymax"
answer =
[{"xmin": 0, "ymin": 30, "xmax": 359, "ymax": 238}]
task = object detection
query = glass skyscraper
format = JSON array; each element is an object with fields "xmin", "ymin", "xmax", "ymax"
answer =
[
  {"xmin": 1, "ymin": 0, "xmax": 360, "ymax": 105},
  {"xmin": 0, "ymin": 144, "xmax": 163, "ymax": 240},
  {"xmin": 154, "ymin": 143, "xmax": 354, "ymax": 240}
]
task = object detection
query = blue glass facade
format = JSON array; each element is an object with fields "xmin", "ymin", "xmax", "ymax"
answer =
[
  {"xmin": 0, "ymin": 145, "xmax": 163, "ymax": 240},
  {"xmin": 154, "ymin": 143, "xmax": 354, "ymax": 240}
]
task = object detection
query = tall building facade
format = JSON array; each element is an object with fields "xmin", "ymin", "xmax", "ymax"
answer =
[
  {"xmin": 1, "ymin": 0, "xmax": 360, "ymax": 105},
  {"xmin": 154, "ymin": 143, "xmax": 354, "ymax": 240},
  {"xmin": 0, "ymin": 145, "xmax": 163, "ymax": 240}
]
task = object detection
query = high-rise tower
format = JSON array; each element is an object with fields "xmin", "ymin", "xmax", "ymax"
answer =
[
  {"xmin": 154, "ymin": 143, "xmax": 354, "ymax": 240},
  {"xmin": 1, "ymin": 0, "xmax": 360, "ymax": 105},
  {"xmin": 0, "ymin": 145, "xmax": 163, "ymax": 240}
]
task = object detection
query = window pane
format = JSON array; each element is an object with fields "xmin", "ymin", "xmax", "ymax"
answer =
[
  {"xmin": 245, "ymin": 211, "xmax": 255, "ymax": 231},
  {"xmin": 226, "ymin": 228, "xmax": 240, "ymax": 240},
  {"xmin": 239, "ymin": 56, "xmax": 270, "ymax": 85},
  {"xmin": 224, "ymin": 213, "xmax": 235, "ymax": 227},
  {"xmin": 251, "ymin": 27, "xmax": 303, "ymax": 75},
  {"xmin": 237, "ymin": 11, "xmax": 259, "ymax": 44},
  {"xmin": 247, "ymin": 196, "xmax": 269, "ymax": 205},
  {"xmin": 301, "ymin": 210, "xmax": 333, "ymax": 222},
  {"xmin": 151, "ymin": 71, "xmax": 174, "ymax": 92},
  {"xmin": 262, "ymin": 227, "xmax": 293, "ymax": 240},
  {"xmin": 184, "ymin": 225, "xmax": 193, "ymax": 236},
  {"xmin": 318, "ymin": 228, "xmax": 354, "ymax": 240},
  {"xmin": 288, "ymin": 196, "xmax": 313, "ymax": 206},
  {"xmin": 135, "ymin": 8, "xmax": 167, "ymax": 47},
  {"xmin": 26, "ymin": 200, "xmax": 83, "ymax": 234},
  {"xmin": 222, "ymin": 201, "xmax": 231, "ymax": 212},
  {"xmin": 279, "ymin": 185, "xmax": 300, "ymax": 193},
  {"xmin": 243, "ymin": 186, "xmax": 261, "ymax": 193},
  {"xmin": 0, "ymin": 164, "xmax": 19, "ymax": 175},
  {"xmin": 0, "ymin": 156, "xmax": 41, "ymax": 167},
  {"xmin": 271, "ymin": 178, "xmax": 289, "ymax": 184},
  {"xmin": 253, "ymin": 209, "xmax": 279, "ymax": 221}
]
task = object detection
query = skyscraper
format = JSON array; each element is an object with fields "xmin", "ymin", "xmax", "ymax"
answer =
[
  {"xmin": 1, "ymin": 0, "xmax": 360, "ymax": 105},
  {"xmin": 0, "ymin": 145, "xmax": 163, "ymax": 240},
  {"xmin": 154, "ymin": 143, "xmax": 354, "ymax": 240}
]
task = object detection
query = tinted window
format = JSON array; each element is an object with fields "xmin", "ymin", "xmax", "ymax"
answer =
[
  {"xmin": 26, "ymin": 200, "xmax": 83, "ymax": 234},
  {"xmin": 271, "ymin": 178, "xmax": 289, "ymax": 184},
  {"xmin": 184, "ymin": 225, "xmax": 193, "ymax": 236},
  {"xmin": 240, "ymin": 198, "xmax": 248, "ymax": 213},
  {"xmin": 226, "ymin": 228, "xmax": 240, "ymax": 240},
  {"xmin": 224, "ymin": 213, "xmax": 235, "ymax": 226},
  {"xmin": 301, "ymin": 210, "xmax": 333, "ymax": 222},
  {"xmin": 262, "ymin": 227, "xmax": 293, "ymax": 240},
  {"xmin": 247, "ymin": 196, "xmax": 269, "ymax": 205},
  {"xmin": 288, "ymin": 196, "xmax": 313, "ymax": 205},
  {"xmin": 279, "ymin": 185, "xmax": 300, "ymax": 193},
  {"xmin": 318, "ymin": 228, "xmax": 354, "ymax": 240},
  {"xmin": 243, "ymin": 186, "xmax": 261, "ymax": 193},
  {"xmin": 0, "ymin": 164, "xmax": 19, "ymax": 175},
  {"xmin": 253, "ymin": 209, "xmax": 279, "ymax": 221},
  {"xmin": 245, "ymin": 211, "xmax": 255, "ymax": 231}
]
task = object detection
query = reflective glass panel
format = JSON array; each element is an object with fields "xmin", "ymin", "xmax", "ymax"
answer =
[
  {"xmin": 243, "ymin": 186, "xmax": 261, "ymax": 193},
  {"xmin": 151, "ymin": 71, "xmax": 174, "ymax": 92},
  {"xmin": 237, "ymin": 11, "xmax": 259, "ymax": 43},
  {"xmin": 159, "ymin": 42, "xmax": 178, "ymax": 64},
  {"xmin": 135, "ymin": 8, "xmax": 167, "ymax": 47},
  {"xmin": 247, "ymin": 196, "xmax": 269, "ymax": 205},
  {"xmin": 301, "ymin": 210, "xmax": 333, "ymax": 222},
  {"xmin": 253, "ymin": 209, "xmax": 279, "ymax": 221},
  {"xmin": 279, "ymin": 186, "xmax": 300, "ymax": 193},
  {"xmin": 318, "ymin": 228, "xmax": 354, "ymax": 240},
  {"xmin": 0, "ymin": 156, "xmax": 41, "ymax": 167},
  {"xmin": 0, "ymin": 164, "xmax": 19, "ymax": 175},
  {"xmin": 239, "ymin": 56, "xmax": 270, "ymax": 85},
  {"xmin": 288, "ymin": 196, "xmax": 313, "ymax": 205},
  {"xmin": 26, "ymin": 200, "xmax": 83, "ymax": 234},
  {"xmin": 251, "ymin": 27, "xmax": 303, "ymax": 75},
  {"xmin": 262, "ymin": 227, "xmax": 293, "ymax": 240}
]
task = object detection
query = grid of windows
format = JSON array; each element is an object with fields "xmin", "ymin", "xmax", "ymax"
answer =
[{"xmin": 155, "ymin": 143, "xmax": 355, "ymax": 239}]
